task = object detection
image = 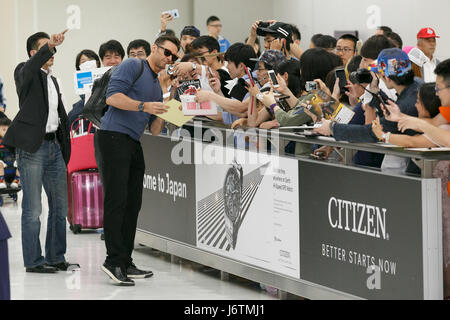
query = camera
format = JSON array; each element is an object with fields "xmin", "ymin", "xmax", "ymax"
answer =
[
  {"xmin": 256, "ymin": 21, "xmax": 271, "ymax": 36},
  {"xmin": 166, "ymin": 64, "xmax": 176, "ymax": 75},
  {"xmin": 349, "ymin": 68, "xmax": 372, "ymax": 84},
  {"xmin": 305, "ymin": 81, "xmax": 317, "ymax": 92}
]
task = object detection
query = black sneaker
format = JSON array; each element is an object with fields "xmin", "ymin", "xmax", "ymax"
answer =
[
  {"xmin": 127, "ymin": 263, "xmax": 153, "ymax": 279},
  {"xmin": 48, "ymin": 262, "xmax": 81, "ymax": 271},
  {"xmin": 26, "ymin": 264, "xmax": 58, "ymax": 273},
  {"xmin": 101, "ymin": 263, "xmax": 135, "ymax": 286}
]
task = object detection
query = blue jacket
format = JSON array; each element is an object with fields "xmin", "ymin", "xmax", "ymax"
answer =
[{"xmin": 0, "ymin": 212, "xmax": 11, "ymax": 241}]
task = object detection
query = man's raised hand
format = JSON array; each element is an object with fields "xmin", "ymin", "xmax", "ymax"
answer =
[{"xmin": 48, "ymin": 29, "xmax": 68, "ymax": 49}]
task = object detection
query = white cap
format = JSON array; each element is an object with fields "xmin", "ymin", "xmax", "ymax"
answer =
[{"xmin": 408, "ymin": 47, "xmax": 428, "ymax": 67}]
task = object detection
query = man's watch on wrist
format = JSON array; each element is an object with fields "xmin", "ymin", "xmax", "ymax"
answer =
[
  {"xmin": 256, "ymin": 93, "xmax": 263, "ymax": 101},
  {"xmin": 191, "ymin": 62, "xmax": 197, "ymax": 71},
  {"xmin": 138, "ymin": 101, "xmax": 145, "ymax": 112}
]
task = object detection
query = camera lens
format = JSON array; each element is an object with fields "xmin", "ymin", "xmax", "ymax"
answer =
[{"xmin": 349, "ymin": 71, "xmax": 359, "ymax": 84}]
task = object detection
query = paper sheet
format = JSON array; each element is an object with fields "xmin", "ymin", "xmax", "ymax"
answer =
[{"xmin": 157, "ymin": 99, "xmax": 193, "ymax": 127}]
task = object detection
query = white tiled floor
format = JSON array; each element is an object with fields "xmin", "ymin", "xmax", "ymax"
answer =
[{"xmin": 1, "ymin": 191, "xmax": 279, "ymax": 300}]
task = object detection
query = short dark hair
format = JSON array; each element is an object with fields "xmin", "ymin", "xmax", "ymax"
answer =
[
  {"xmin": 290, "ymin": 24, "xmax": 301, "ymax": 41},
  {"xmin": 346, "ymin": 55, "xmax": 362, "ymax": 73},
  {"xmin": 127, "ymin": 39, "xmax": 151, "ymax": 57},
  {"xmin": 377, "ymin": 26, "xmax": 392, "ymax": 34},
  {"xmin": 419, "ymin": 82, "xmax": 441, "ymax": 118},
  {"xmin": 180, "ymin": 53, "xmax": 201, "ymax": 64},
  {"xmin": 191, "ymin": 36, "xmax": 220, "ymax": 53},
  {"xmin": 311, "ymin": 33, "xmax": 323, "ymax": 47},
  {"xmin": 338, "ymin": 34, "xmax": 359, "ymax": 52},
  {"xmin": 434, "ymin": 59, "xmax": 450, "ymax": 86},
  {"xmin": 207, "ymin": 16, "xmax": 220, "ymax": 25},
  {"xmin": 99, "ymin": 40, "xmax": 125, "ymax": 60},
  {"xmin": 385, "ymin": 31, "xmax": 403, "ymax": 49},
  {"xmin": 275, "ymin": 60, "xmax": 302, "ymax": 97},
  {"xmin": 224, "ymin": 43, "xmax": 256, "ymax": 70},
  {"xmin": 155, "ymin": 35, "xmax": 181, "ymax": 52},
  {"xmin": 0, "ymin": 117, "xmax": 12, "ymax": 127},
  {"xmin": 388, "ymin": 70, "xmax": 415, "ymax": 86},
  {"xmin": 26, "ymin": 32, "xmax": 50, "ymax": 57},
  {"xmin": 299, "ymin": 48, "xmax": 343, "ymax": 88},
  {"xmin": 75, "ymin": 49, "xmax": 101, "ymax": 70},
  {"xmin": 316, "ymin": 35, "xmax": 337, "ymax": 49},
  {"xmin": 360, "ymin": 35, "xmax": 395, "ymax": 60}
]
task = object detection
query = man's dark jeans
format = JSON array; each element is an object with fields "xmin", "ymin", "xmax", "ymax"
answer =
[{"xmin": 96, "ymin": 130, "xmax": 145, "ymax": 269}]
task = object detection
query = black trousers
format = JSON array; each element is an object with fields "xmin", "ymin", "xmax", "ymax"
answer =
[{"xmin": 96, "ymin": 130, "xmax": 145, "ymax": 269}]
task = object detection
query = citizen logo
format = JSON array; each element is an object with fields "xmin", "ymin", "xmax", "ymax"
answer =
[{"xmin": 328, "ymin": 197, "xmax": 389, "ymax": 240}]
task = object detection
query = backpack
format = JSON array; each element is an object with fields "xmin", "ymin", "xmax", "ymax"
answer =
[{"xmin": 82, "ymin": 60, "xmax": 145, "ymax": 128}]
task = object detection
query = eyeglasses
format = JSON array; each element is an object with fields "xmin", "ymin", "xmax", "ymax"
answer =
[
  {"xmin": 157, "ymin": 45, "xmax": 178, "ymax": 62},
  {"xmin": 128, "ymin": 52, "xmax": 147, "ymax": 58},
  {"xmin": 209, "ymin": 24, "xmax": 222, "ymax": 28},
  {"xmin": 435, "ymin": 85, "xmax": 450, "ymax": 93},
  {"xmin": 335, "ymin": 47, "xmax": 354, "ymax": 53}
]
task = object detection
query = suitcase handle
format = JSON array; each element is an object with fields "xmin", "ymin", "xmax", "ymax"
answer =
[{"xmin": 70, "ymin": 117, "xmax": 93, "ymax": 138}]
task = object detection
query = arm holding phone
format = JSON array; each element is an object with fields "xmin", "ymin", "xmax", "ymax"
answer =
[{"xmin": 160, "ymin": 12, "xmax": 174, "ymax": 33}]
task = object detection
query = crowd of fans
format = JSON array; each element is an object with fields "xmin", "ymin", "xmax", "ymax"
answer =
[{"xmin": 1, "ymin": 13, "xmax": 449, "ymax": 298}]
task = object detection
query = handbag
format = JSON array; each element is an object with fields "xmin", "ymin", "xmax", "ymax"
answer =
[{"xmin": 67, "ymin": 118, "xmax": 97, "ymax": 174}]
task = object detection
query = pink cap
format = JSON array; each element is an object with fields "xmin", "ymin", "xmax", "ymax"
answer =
[{"xmin": 402, "ymin": 46, "xmax": 415, "ymax": 54}]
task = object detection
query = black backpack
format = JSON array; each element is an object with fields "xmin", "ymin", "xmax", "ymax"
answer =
[{"xmin": 82, "ymin": 60, "xmax": 145, "ymax": 128}]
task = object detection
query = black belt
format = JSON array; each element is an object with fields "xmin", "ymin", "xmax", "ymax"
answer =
[{"xmin": 44, "ymin": 132, "xmax": 56, "ymax": 141}]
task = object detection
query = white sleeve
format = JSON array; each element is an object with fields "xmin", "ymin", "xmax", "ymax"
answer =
[{"xmin": 56, "ymin": 78, "xmax": 70, "ymax": 113}]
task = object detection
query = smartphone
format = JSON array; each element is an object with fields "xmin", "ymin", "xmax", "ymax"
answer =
[
  {"xmin": 268, "ymin": 70, "xmax": 279, "ymax": 88},
  {"xmin": 171, "ymin": 9, "xmax": 180, "ymax": 19},
  {"xmin": 335, "ymin": 68, "xmax": 348, "ymax": 93},
  {"xmin": 163, "ymin": 9, "xmax": 180, "ymax": 19}
]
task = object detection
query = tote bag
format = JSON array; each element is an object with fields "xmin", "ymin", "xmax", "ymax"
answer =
[{"xmin": 67, "ymin": 118, "xmax": 97, "ymax": 174}]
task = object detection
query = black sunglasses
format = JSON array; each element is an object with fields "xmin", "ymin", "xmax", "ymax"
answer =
[{"xmin": 157, "ymin": 45, "xmax": 178, "ymax": 62}]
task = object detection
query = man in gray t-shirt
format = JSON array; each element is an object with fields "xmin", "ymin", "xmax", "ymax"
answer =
[{"xmin": 98, "ymin": 35, "xmax": 180, "ymax": 286}]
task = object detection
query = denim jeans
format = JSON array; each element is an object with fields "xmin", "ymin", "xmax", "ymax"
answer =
[{"xmin": 17, "ymin": 140, "xmax": 68, "ymax": 268}]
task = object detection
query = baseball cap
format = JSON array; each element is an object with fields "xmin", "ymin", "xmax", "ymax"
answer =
[
  {"xmin": 417, "ymin": 27, "xmax": 440, "ymax": 39},
  {"xmin": 181, "ymin": 26, "xmax": 200, "ymax": 38},
  {"xmin": 250, "ymin": 50, "xmax": 287, "ymax": 69},
  {"xmin": 256, "ymin": 22, "xmax": 293, "ymax": 42},
  {"xmin": 377, "ymin": 48, "xmax": 412, "ymax": 77}
]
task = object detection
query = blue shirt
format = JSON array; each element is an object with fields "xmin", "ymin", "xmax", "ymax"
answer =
[
  {"xmin": 102, "ymin": 59, "xmax": 161, "ymax": 141},
  {"xmin": 218, "ymin": 35, "xmax": 231, "ymax": 53}
]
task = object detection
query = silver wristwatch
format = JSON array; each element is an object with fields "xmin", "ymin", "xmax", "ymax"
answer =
[
  {"xmin": 138, "ymin": 101, "xmax": 145, "ymax": 112},
  {"xmin": 256, "ymin": 93, "xmax": 263, "ymax": 101}
]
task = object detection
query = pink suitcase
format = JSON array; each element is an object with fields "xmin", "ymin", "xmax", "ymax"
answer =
[{"xmin": 68, "ymin": 171, "xmax": 104, "ymax": 234}]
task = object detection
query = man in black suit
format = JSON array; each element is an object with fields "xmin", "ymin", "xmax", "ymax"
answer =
[{"xmin": 3, "ymin": 30, "xmax": 77, "ymax": 273}]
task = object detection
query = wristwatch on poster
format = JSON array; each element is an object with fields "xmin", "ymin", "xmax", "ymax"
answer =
[
  {"xmin": 138, "ymin": 101, "xmax": 145, "ymax": 112},
  {"xmin": 223, "ymin": 160, "xmax": 243, "ymax": 250}
]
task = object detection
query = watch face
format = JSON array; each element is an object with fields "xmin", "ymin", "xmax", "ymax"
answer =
[{"xmin": 223, "ymin": 164, "xmax": 243, "ymax": 249}]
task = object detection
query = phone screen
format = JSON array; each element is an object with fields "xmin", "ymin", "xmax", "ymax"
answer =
[
  {"xmin": 268, "ymin": 70, "xmax": 279, "ymax": 87},
  {"xmin": 335, "ymin": 68, "xmax": 348, "ymax": 93}
]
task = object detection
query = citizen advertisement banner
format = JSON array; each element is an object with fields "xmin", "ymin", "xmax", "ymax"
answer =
[
  {"xmin": 138, "ymin": 134, "xmax": 197, "ymax": 245},
  {"xmin": 298, "ymin": 160, "xmax": 426, "ymax": 299},
  {"xmin": 195, "ymin": 142, "xmax": 300, "ymax": 278}
]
